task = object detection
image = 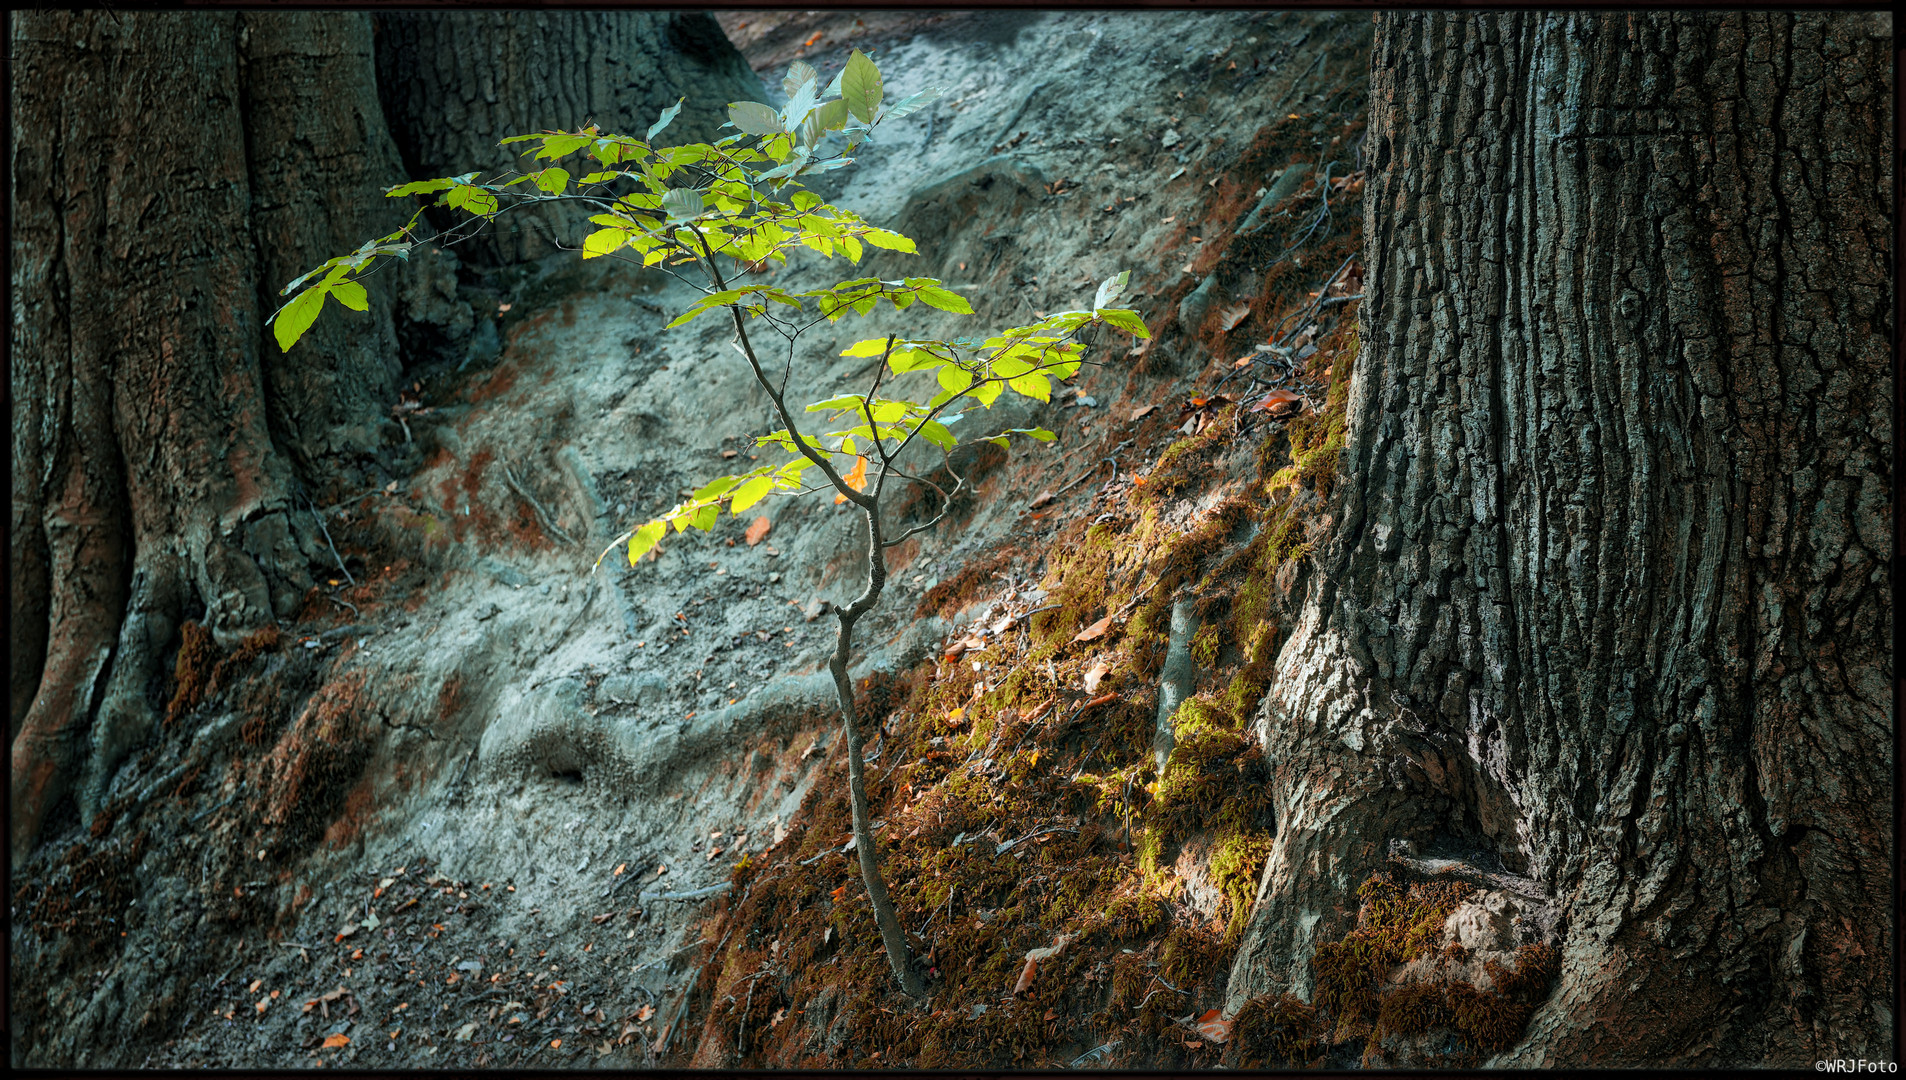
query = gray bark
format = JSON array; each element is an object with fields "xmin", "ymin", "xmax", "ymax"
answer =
[
  {"xmin": 373, "ymin": 11, "xmax": 763, "ymax": 267},
  {"xmin": 1228, "ymin": 11, "xmax": 1891, "ymax": 1066}
]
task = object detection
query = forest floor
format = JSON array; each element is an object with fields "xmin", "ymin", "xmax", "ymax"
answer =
[{"xmin": 9, "ymin": 9, "xmax": 1381, "ymax": 1068}]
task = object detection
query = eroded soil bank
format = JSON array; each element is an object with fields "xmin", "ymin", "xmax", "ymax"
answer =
[{"xmin": 11, "ymin": 9, "xmax": 1381, "ymax": 1067}]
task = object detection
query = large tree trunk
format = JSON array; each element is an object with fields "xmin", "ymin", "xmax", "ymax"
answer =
[
  {"xmin": 9, "ymin": 9, "xmax": 765, "ymax": 869},
  {"xmin": 373, "ymin": 10, "xmax": 763, "ymax": 266},
  {"xmin": 1226, "ymin": 10, "xmax": 1891, "ymax": 1066}
]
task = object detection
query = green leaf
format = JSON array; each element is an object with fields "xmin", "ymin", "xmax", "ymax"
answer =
[
  {"xmin": 582, "ymin": 227, "xmax": 626, "ymax": 259},
  {"xmin": 781, "ymin": 77, "xmax": 820, "ymax": 131},
  {"xmin": 860, "ymin": 227, "xmax": 916, "ymax": 253},
  {"xmin": 534, "ymin": 167, "xmax": 570, "ymax": 194},
  {"xmin": 937, "ymin": 365, "xmax": 974, "ymax": 395},
  {"xmin": 628, "ymin": 520, "xmax": 667, "ymax": 564},
  {"xmin": 731, "ymin": 475, "xmax": 775, "ymax": 513},
  {"xmin": 694, "ymin": 475, "xmax": 741, "ymax": 501},
  {"xmin": 536, "ymin": 134, "xmax": 591, "ymax": 160},
  {"xmin": 728, "ymin": 100, "xmax": 783, "ymax": 136},
  {"xmin": 1007, "ymin": 372, "xmax": 1052, "ymax": 401},
  {"xmin": 689, "ymin": 503, "xmax": 720, "ymax": 531},
  {"xmin": 841, "ymin": 50, "xmax": 883, "ymax": 124},
  {"xmin": 814, "ymin": 98, "xmax": 851, "ymax": 133},
  {"xmin": 969, "ymin": 379, "xmax": 1004, "ymax": 407},
  {"xmin": 911, "ymin": 281, "xmax": 974, "ymax": 314},
  {"xmin": 647, "ymin": 98, "xmax": 684, "ymax": 142},
  {"xmin": 920, "ymin": 420, "xmax": 957, "ymax": 451},
  {"xmin": 882, "ymin": 87, "xmax": 943, "ymax": 120},
  {"xmin": 330, "ymin": 280, "xmax": 369, "ymax": 312},
  {"xmin": 840, "ymin": 338, "xmax": 892, "ymax": 358},
  {"xmin": 806, "ymin": 394, "xmax": 870, "ymax": 413},
  {"xmin": 444, "ymin": 184, "xmax": 498, "ymax": 216},
  {"xmin": 1099, "ymin": 308, "xmax": 1151, "ymax": 338},
  {"xmin": 1094, "ymin": 270, "xmax": 1131, "ymax": 311},
  {"xmin": 662, "ymin": 188, "xmax": 705, "ymax": 223},
  {"xmin": 783, "ymin": 61, "xmax": 820, "ymax": 99},
  {"xmin": 385, "ymin": 176, "xmax": 461, "ymax": 198},
  {"xmin": 272, "ymin": 286, "xmax": 329, "ymax": 352}
]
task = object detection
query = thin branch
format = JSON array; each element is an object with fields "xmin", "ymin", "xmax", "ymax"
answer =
[{"xmin": 690, "ymin": 223, "xmax": 870, "ymax": 511}]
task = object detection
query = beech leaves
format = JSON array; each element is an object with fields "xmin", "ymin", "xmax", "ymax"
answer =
[{"xmin": 267, "ymin": 48, "xmax": 1150, "ymax": 576}]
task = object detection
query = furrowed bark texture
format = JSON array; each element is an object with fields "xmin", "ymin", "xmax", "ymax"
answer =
[
  {"xmin": 241, "ymin": 14, "xmax": 411, "ymax": 469},
  {"xmin": 373, "ymin": 11, "xmax": 763, "ymax": 266},
  {"xmin": 1227, "ymin": 11, "xmax": 1891, "ymax": 1066},
  {"xmin": 12, "ymin": 12, "xmax": 298, "ymax": 865}
]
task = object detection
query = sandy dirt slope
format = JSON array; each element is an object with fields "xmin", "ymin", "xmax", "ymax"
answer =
[{"xmin": 9, "ymin": 9, "xmax": 1369, "ymax": 1067}]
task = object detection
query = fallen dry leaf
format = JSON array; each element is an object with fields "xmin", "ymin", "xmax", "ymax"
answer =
[
  {"xmin": 550, "ymin": 1039, "xmax": 562, "ymax": 1049},
  {"xmin": 1028, "ymin": 490, "xmax": 1057, "ymax": 510},
  {"xmin": 1217, "ymin": 302, "xmax": 1252, "ymax": 331},
  {"xmin": 1013, "ymin": 957, "xmax": 1039, "ymax": 996},
  {"xmin": 1026, "ymin": 932, "xmax": 1075, "ymax": 963},
  {"xmin": 1082, "ymin": 661, "xmax": 1111, "ymax": 693},
  {"xmin": 249, "ymin": 979, "xmax": 263, "ymax": 994},
  {"xmin": 744, "ymin": 516, "xmax": 772, "ymax": 546},
  {"xmin": 1073, "ymin": 616, "xmax": 1113, "ymax": 643},
  {"xmin": 1195, "ymin": 1009, "xmax": 1232, "ymax": 1043},
  {"xmin": 1083, "ymin": 692, "xmax": 1120, "ymax": 710},
  {"xmin": 830, "ymin": 884, "xmax": 850, "ymax": 902},
  {"xmin": 636, "ymin": 1004, "xmax": 656, "ymax": 1022},
  {"xmin": 770, "ymin": 1007, "xmax": 787, "ymax": 1028},
  {"xmin": 1251, "ymin": 389, "xmax": 1303, "ymax": 417},
  {"xmin": 592, "ymin": 912, "xmax": 614, "ymax": 924},
  {"xmin": 321, "ymin": 1034, "xmax": 350, "ymax": 1049},
  {"xmin": 990, "ymin": 615, "xmax": 1016, "ymax": 635},
  {"xmin": 1131, "ymin": 404, "xmax": 1158, "ymax": 421},
  {"xmin": 705, "ymin": 847, "xmax": 723, "ymax": 860},
  {"xmin": 455, "ymin": 1021, "xmax": 479, "ymax": 1041}
]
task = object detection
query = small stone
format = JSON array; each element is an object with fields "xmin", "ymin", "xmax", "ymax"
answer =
[{"xmin": 768, "ymin": 573, "xmax": 781, "ymax": 584}]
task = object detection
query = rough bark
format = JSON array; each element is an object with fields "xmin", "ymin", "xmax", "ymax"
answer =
[
  {"xmin": 241, "ymin": 14, "xmax": 410, "ymax": 470},
  {"xmin": 1227, "ymin": 10, "xmax": 1891, "ymax": 1066},
  {"xmin": 373, "ymin": 11, "xmax": 763, "ymax": 266},
  {"xmin": 12, "ymin": 11, "xmax": 296, "ymax": 866}
]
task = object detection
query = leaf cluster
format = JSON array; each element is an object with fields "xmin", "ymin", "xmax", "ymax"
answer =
[{"xmin": 268, "ymin": 49, "xmax": 1151, "ymax": 569}]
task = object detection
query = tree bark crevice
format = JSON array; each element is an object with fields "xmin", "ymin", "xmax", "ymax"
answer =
[{"xmin": 1227, "ymin": 11, "xmax": 1890, "ymax": 1066}]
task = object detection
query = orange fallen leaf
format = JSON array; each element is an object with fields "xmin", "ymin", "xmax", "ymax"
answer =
[
  {"xmin": 1082, "ymin": 661, "xmax": 1111, "ymax": 694},
  {"xmin": 1073, "ymin": 616, "xmax": 1113, "ymax": 643},
  {"xmin": 249, "ymin": 979, "xmax": 263, "ymax": 993},
  {"xmin": 1232, "ymin": 356, "xmax": 1254, "ymax": 369},
  {"xmin": 551, "ymin": 1038, "xmax": 563, "ymax": 1049},
  {"xmin": 1083, "ymin": 692, "xmax": 1119, "ymax": 710},
  {"xmin": 635, "ymin": 1004, "xmax": 655, "ymax": 1022},
  {"xmin": 1251, "ymin": 389, "xmax": 1303, "ymax": 417},
  {"xmin": 744, "ymin": 517, "xmax": 772, "ymax": 546},
  {"xmin": 832, "ymin": 456, "xmax": 868, "ymax": 504},
  {"xmin": 613, "ymin": 863, "xmax": 626, "ymax": 877},
  {"xmin": 1013, "ymin": 958, "xmax": 1038, "ymax": 996},
  {"xmin": 720, "ymin": 449, "xmax": 738, "ymax": 459},
  {"xmin": 321, "ymin": 1034, "xmax": 350, "ymax": 1049},
  {"xmin": 446, "ymin": 973, "xmax": 460, "ymax": 984},
  {"xmin": 1195, "ymin": 1008, "xmax": 1232, "ymax": 1043},
  {"xmin": 830, "ymin": 884, "xmax": 849, "ymax": 902},
  {"xmin": 1022, "ymin": 700, "xmax": 1053, "ymax": 723},
  {"xmin": 802, "ymin": 30, "xmax": 824, "ymax": 47}
]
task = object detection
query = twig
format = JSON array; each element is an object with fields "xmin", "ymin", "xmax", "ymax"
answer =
[
  {"xmin": 502, "ymin": 464, "xmax": 576, "ymax": 546},
  {"xmin": 638, "ymin": 882, "xmax": 732, "ymax": 906},
  {"xmin": 306, "ymin": 499, "xmax": 356, "ymax": 588},
  {"xmin": 656, "ymin": 963, "xmax": 704, "ymax": 1058},
  {"xmin": 994, "ymin": 825, "xmax": 1077, "ymax": 856},
  {"xmin": 329, "ymin": 594, "xmax": 360, "ymax": 617}
]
